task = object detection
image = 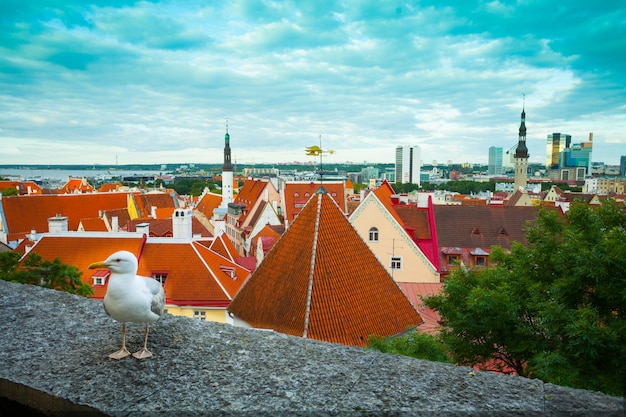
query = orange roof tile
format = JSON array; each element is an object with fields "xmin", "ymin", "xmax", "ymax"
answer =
[
  {"xmin": 282, "ymin": 182, "xmax": 346, "ymax": 225},
  {"xmin": 20, "ymin": 234, "xmax": 249, "ymax": 305},
  {"xmin": 97, "ymin": 183, "xmax": 122, "ymax": 193},
  {"xmin": 60, "ymin": 178, "xmax": 94, "ymax": 194},
  {"xmin": 130, "ymin": 193, "xmax": 177, "ymax": 218},
  {"xmin": 21, "ymin": 235, "xmax": 145, "ymax": 298},
  {"xmin": 372, "ymin": 181, "xmax": 404, "ymax": 226},
  {"xmin": 1, "ymin": 193, "xmax": 135, "ymax": 242},
  {"xmin": 208, "ymin": 233, "xmax": 240, "ymax": 262},
  {"xmin": 79, "ymin": 217, "xmax": 108, "ymax": 232},
  {"xmin": 228, "ymin": 188, "xmax": 422, "ymax": 347},
  {"xmin": 398, "ymin": 282, "xmax": 443, "ymax": 335},
  {"xmin": 196, "ymin": 192, "xmax": 222, "ymax": 218},
  {"xmin": 0, "ymin": 181, "xmax": 43, "ymax": 195}
]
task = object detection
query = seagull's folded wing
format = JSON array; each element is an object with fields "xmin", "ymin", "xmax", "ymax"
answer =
[{"xmin": 142, "ymin": 277, "xmax": 165, "ymax": 316}]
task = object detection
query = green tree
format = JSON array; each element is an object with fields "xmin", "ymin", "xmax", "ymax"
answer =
[
  {"xmin": 0, "ymin": 251, "xmax": 21, "ymax": 280},
  {"xmin": 6, "ymin": 252, "xmax": 93, "ymax": 297},
  {"xmin": 1, "ymin": 187, "xmax": 19, "ymax": 196},
  {"xmin": 424, "ymin": 200, "xmax": 626, "ymax": 396},
  {"xmin": 366, "ymin": 331, "xmax": 451, "ymax": 364}
]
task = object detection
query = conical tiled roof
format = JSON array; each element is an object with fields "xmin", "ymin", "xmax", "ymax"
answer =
[{"xmin": 228, "ymin": 188, "xmax": 422, "ymax": 347}]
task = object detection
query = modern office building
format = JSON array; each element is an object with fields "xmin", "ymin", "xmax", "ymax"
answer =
[
  {"xmin": 546, "ymin": 133, "xmax": 571, "ymax": 169},
  {"xmin": 488, "ymin": 147, "xmax": 503, "ymax": 175},
  {"xmin": 620, "ymin": 155, "xmax": 626, "ymax": 177},
  {"xmin": 395, "ymin": 145, "xmax": 421, "ymax": 185}
]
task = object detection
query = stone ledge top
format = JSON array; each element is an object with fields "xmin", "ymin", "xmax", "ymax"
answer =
[{"xmin": 0, "ymin": 280, "xmax": 623, "ymax": 416}]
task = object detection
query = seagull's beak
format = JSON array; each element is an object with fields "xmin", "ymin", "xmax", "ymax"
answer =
[{"xmin": 88, "ymin": 261, "xmax": 108, "ymax": 270}]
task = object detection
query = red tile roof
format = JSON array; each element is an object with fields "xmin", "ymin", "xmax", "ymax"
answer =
[
  {"xmin": 0, "ymin": 181, "xmax": 43, "ymax": 195},
  {"xmin": 60, "ymin": 178, "xmax": 95, "ymax": 194},
  {"xmin": 1, "ymin": 193, "xmax": 135, "ymax": 242},
  {"xmin": 127, "ymin": 217, "xmax": 212, "ymax": 238},
  {"xmin": 196, "ymin": 192, "xmax": 222, "ymax": 218},
  {"xmin": 282, "ymin": 182, "xmax": 346, "ymax": 226},
  {"xmin": 79, "ymin": 217, "xmax": 108, "ymax": 232},
  {"xmin": 20, "ymin": 235, "xmax": 250, "ymax": 306},
  {"xmin": 130, "ymin": 193, "xmax": 177, "ymax": 218},
  {"xmin": 398, "ymin": 282, "xmax": 443, "ymax": 335},
  {"xmin": 97, "ymin": 183, "xmax": 123, "ymax": 193},
  {"xmin": 250, "ymin": 224, "xmax": 284, "ymax": 258},
  {"xmin": 20, "ymin": 235, "xmax": 145, "ymax": 298},
  {"xmin": 433, "ymin": 205, "xmax": 540, "ymax": 249},
  {"xmin": 228, "ymin": 188, "xmax": 422, "ymax": 347},
  {"xmin": 208, "ymin": 233, "xmax": 241, "ymax": 262},
  {"xmin": 432, "ymin": 205, "xmax": 541, "ymax": 275}
]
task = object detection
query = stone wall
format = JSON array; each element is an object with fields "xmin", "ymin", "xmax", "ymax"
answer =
[{"xmin": 0, "ymin": 280, "xmax": 623, "ymax": 416}]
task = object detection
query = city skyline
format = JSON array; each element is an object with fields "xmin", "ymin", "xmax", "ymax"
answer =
[{"xmin": 1, "ymin": 1, "xmax": 625, "ymax": 166}]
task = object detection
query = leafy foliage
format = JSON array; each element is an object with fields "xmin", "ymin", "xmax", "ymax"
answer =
[
  {"xmin": 1, "ymin": 252, "xmax": 93, "ymax": 297},
  {"xmin": 424, "ymin": 200, "xmax": 626, "ymax": 396},
  {"xmin": 366, "ymin": 331, "xmax": 451, "ymax": 364},
  {"xmin": 0, "ymin": 187, "xmax": 19, "ymax": 196}
]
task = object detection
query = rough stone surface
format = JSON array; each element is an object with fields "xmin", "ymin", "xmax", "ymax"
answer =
[{"xmin": 0, "ymin": 280, "xmax": 623, "ymax": 416}]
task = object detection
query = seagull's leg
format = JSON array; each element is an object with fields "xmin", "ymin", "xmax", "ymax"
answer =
[
  {"xmin": 108, "ymin": 322, "xmax": 131, "ymax": 359},
  {"xmin": 132, "ymin": 323, "xmax": 153, "ymax": 359}
]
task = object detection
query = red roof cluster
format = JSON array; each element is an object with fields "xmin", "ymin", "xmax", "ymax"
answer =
[{"xmin": 228, "ymin": 188, "xmax": 422, "ymax": 347}]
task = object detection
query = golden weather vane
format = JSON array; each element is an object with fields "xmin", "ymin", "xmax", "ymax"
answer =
[{"xmin": 305, "ymin": 135, "xmax": 335, "ymax": 182}]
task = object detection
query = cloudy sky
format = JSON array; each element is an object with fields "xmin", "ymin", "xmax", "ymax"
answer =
[{"xmin": 1, "ymin": 1, "xmax": 624, "ymax": 167}]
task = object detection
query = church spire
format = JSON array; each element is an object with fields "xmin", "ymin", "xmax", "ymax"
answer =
[
  {"xmin": 223, "ymin": 119, "xmax": 233, "ymax": 172},
  {"xmin": 515, "ymin": 96, "xmax": 528, "ymax": 159},
  {"xmin": 513, "ymin": 97, "xmax": 529, "ymax": 192}
]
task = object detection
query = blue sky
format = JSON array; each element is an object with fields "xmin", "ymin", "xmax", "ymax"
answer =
[{"xmin": 1, "ymin": 1, "xmax": 625, "ymax": 166}]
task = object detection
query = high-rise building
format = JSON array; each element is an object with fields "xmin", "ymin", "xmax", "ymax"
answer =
[
  {"xmin": 514, "ymin": 107, "xmax": 529, "ymax": 191},
  {"xmin": 395, "ymin": 145, "xmax": 421, "ymax": 185},
  {"xmin": 488, "ymin": 147, "xmax": 503, "ymax": 175},
  {"xmin": 546, "ymin": 133, "xmax": 571, "ymax": 169},
  {"xmin": 621, "ymin": 155, "xmax": 626, "ymax": 177}
]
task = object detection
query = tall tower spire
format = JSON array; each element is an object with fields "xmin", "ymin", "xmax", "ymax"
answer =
[
  {"xmin": 220, "ymin": 120, "xmax": 234, "ymax": 207},
  {"xmin": 223, "ymin": 119, "xmax": 233, "ymax": 172},
  {"xmin": 514, "ymin": 97, "xmax": 529, "ymax": 192}
]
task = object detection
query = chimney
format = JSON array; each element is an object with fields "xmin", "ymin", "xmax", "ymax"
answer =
[
  {"xmin": 173, "ymin": 208, "xmax": 193, "ymax": 239},
  {"xmin": 48, "ymin": 215, "xmax": 68, "ymax": 234},
  {"xmin": 136, "ymin": 222, "xmax": 150, "ymax": 236},
  {"xmin": 112, "ymin": 216, "xmax": 119, "ymax": 232},
  {"xmin": 151, "ymin": 206, "xmax": 157, "ymax": 218}
]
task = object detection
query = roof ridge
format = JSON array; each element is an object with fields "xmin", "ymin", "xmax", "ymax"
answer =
[{"xmin": 303, "ymin": 192, "xmax": 322, "ymax": 338}]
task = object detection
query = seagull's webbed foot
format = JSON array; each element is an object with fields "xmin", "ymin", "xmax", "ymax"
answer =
[
  {"xmin": 132, "ymin": 348, "xmax": 153, "ymax": 360},
  {"xmin": 108, "ymin": 347, "xmax": 131, "ymax": 360}
]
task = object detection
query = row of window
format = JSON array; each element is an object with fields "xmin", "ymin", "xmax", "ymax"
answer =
[
  {"xmin": 369, "ymin": 227, "xmax": 488, "ymax": 270},
  {"xmin": 445, "ymin": 254, "xmax": 488, "ymax": 268}
]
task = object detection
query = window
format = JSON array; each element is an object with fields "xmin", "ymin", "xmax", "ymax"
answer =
[
  {"xmin": 151, "ymin": 272, "xmax": 168, "ymax": 285},
  {"xmin": 369, "ymin": 227, "xmax": 379, "ymax": 242},
  {"xmin": 474, "ymin": 256, "xmax": 487, "ymax": 267},
  {"xmin": 193, "ymin": 311, "xmax": 206, "ymax": 321},
  {"xmin": 91, "ymin": 270, "xmax": 109, "ymax": 286},
  {"xmin": 446, "ymin": 254, "xmax": 460, "ymax": 266},
  {"xmin": 391, "ymin": 256, "xmax": 402, "ymax": 270}
]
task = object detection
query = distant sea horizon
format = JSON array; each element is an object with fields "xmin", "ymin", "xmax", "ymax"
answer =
[{"xmin": 0, "ymin": 167, "xmax": 165, "ymax": 182}]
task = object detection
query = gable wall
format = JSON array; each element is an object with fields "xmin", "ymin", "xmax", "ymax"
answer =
[{"xmin": 351, "ymin": 199, "xmax": 439, "ymax": 283}]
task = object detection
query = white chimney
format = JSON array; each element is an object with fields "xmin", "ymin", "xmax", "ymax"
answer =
[
  {"xmin": 136, "ymin": 222, "xmax": 150, "ymax": 236},
  {"xmin": 151, "ymin": 206, "xmax": 157, "ymax": 218},
  {"xmin": 48, "ymin": 215, "xmax": 68, "ymax": 234},
  {"xmin": 112, "ymin": 216, "xmax": 119, "ymax": 232},
  {"xmin": 173, "ymin": 208, "xmax": 193, "ymax": 239}
]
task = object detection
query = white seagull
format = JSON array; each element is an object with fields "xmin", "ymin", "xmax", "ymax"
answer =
[{"xmin": 88, "ymin": 250, "xmax": 165, "ymax": 360}]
